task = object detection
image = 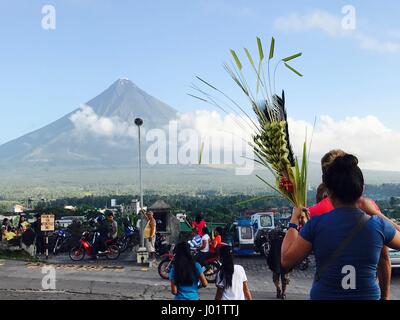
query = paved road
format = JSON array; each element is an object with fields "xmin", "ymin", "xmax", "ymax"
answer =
[{"xmin": 1, "ymin": 255, "xmax": 400, "ymax": 300}]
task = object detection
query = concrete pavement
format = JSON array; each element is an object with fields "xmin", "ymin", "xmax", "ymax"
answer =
[
  {"xmin": 1, "ymin": 255, "xmax": 399, "ymax": 300},
  {"xmin": 0, "ymin": 256, "xmax": 310, "ymax": 300}
]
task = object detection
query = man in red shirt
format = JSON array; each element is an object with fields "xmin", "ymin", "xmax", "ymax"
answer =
[
  {"xmin": 309, "ymin": 184, "xmax": 381, "ymax": 218},
  {"xmin": 307, "ymin": 149, "xmax": 398, "ymax": 300}
]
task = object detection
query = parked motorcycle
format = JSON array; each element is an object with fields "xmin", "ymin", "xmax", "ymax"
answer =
[
  {"xmin": 155, "ymin": 233, "xmax": 171, "ymax": 257},
  {"xmin": 158, "ymin": 244, "xmax": 223, "ymax": 283},
  {"xmin": 116, "ymin": 220, "xmax": 140, "ymax": 253},
  {"xmin": 52, "ymin": 229, "xmax": 71, "ymax": 255},
  {"xmin": 257, "ymin": 230, "xmax": 271, "ymax": 257},
  {"xmin": 69, "ymin": 231, "xmax": 120, "ymax": 261}
]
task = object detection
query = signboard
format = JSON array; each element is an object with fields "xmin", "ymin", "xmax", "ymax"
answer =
[
  {"xmin": 111, "ymin": 199, "xmax": 117, "ymax": 207},
  {"xmin": 41, "ymin": 214, "xmax": 55, "ymax": 231}
]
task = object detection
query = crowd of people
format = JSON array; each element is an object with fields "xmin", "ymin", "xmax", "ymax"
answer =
[
  {"xmin": 1, "ymin": 214, "xmax": 42, "ymax": 250},
  {"xmin": 2, "ymin": 148, "xmax": 400, "ymax": 301},
  {"xmin": 168, "ymin": 149, "xmax": 400, "ymax": 301},
  {"xmin": 167, "ymin": 213, "xmax": 253, "ymax": 300},
  {"xmin": 0, "ymin": 210, "xmax": 120, "ymax": 259}
]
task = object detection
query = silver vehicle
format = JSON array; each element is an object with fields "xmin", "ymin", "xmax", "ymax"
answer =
[{"xmin": 389, "ymin": 248, "xmax": 400, "ymax": 268}]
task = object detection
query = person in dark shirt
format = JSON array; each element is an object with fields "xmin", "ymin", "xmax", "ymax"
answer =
[
  {"xmin": 282, "ymin": 154, "xmax": 400, "ymax": 300},
  {"xmin": 267, "ymin": 227, "xmax": 290, "ymax": 299},
  {"xmin": 91, "ymin": 215, "xmax": 110, "ymax": 260},
  {"xmin": 31, "ymin": 214, "xmax": 44, "ymax": 255}
]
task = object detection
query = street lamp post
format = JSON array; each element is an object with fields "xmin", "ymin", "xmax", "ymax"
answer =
[{"xmin": 134, "ymin": 118, "xmax": 145, "ymax": 249}]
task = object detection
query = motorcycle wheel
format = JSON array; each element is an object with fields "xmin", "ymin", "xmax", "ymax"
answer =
[
  {"xmin": 158, "ymin": 258, "xmax": 172, "ymax": 280},
  {"xmin": 204, "ymin": 262, "xmax": 220, "ymax": 283},
  {"xmin": 118, "ymin": 238, "xmax": 129, "ymax": 253},
  {"xmin": 69, "ymin": 246, "xmax": 85, "ymax": 261},
  {"xmin": 106, "ymin": 245, "xmax": 120, "ymax": 260}
]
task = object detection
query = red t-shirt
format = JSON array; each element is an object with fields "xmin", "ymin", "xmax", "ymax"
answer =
[
  {"xmin": 192, "ymin": 220, "xmax": 206, "ymax": 236},
  {"xmin": 308, "ymin": 197, "xmax": 380, "ymax": 218},
  {"xmin": 210, "ymin": 235, "xmax": 222, "ymax": 253}
]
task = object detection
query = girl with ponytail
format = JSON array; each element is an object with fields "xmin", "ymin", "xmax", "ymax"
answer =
[{"xmin": 215, "ymin": 245, "xmax": 252, "ymax": 300}]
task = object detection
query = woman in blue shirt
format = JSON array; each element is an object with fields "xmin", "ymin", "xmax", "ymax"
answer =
[
  {"xmin": 282, "ymin": 154, "xmax": 400, "ymax": 300},
  {"xmin": 169, "ymin": 242, "xmax": 208, "ymax": 300}
]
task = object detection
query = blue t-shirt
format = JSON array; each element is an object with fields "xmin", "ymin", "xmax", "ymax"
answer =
[
  {"xmin": 300, "ymin": 208, "xmax": 396, "ymax": 300},
  {"xmin": 169, "ymin": 262, "xmax": 203, "ymax": 300}
]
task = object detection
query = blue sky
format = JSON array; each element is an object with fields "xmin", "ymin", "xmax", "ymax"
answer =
[{"xmin": 1, "ymin": 0, "xmax": 400, "ymax": 148}]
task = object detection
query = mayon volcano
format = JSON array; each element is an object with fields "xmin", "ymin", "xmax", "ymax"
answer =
[
  {"xmin": 0, "ymin": 79, "xmax": 177, "ymax": 166},
  {"xmin": 0, "ymin": 79, "xmax": 399, "ymax": 196}
]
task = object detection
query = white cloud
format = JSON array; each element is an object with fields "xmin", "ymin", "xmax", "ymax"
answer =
[
  {"xmin": 274, "ymin": 10, "xmax": 344, "ymax": 37},
  {"xmin": 69, "ymin": 105, "xmax": 136, "ymax": 139},
  {"xmin": 69, "ymin": 106, "xmax": 400, "ymax": 171},
  {"xmin": 274, "ymin": 10, "xmax": 400, "ymax": 54},
  {"xmin": 288, "ymin": 115, "xmax": 400, "ymax": 171},
  {"xmin": 175, "ymin": 110, "xmax": 400, "ymax": 171},
  {"xmin": 174, "ymin": 110, "xmax": 253, "ymax": 152}
]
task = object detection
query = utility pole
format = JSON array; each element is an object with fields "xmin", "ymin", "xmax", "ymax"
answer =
[{"xmin": 134, "ymin": 118, "xmax": 145, "ymax": 249}]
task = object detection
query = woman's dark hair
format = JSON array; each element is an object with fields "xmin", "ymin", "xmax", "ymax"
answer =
[
  {"xmin": 195, "ymin": 213, "xmax": 203, "ymax": 224},
  {"xmin": 173, "ymin": 242, "xmax": 198, "ymax": 286},
  {"xmin": 2, "ymin": 218, "xmax": 8, "ymax": 225},
  {"xmin": 18, "ymin": 215, "xmax": 25, "ymax": 228},
  {"xmin": 316, "ymin": 183, "xmax": 328, "ymax": 203},
  {"xmin": 218, "ymin": 245, "xmax": 234, "ymax": 289},
  {"xmin": 215, "ymin": 227, "xmax": 223, "ymax": 236},
  {"xmin": 323, "ymin": 154, "xmax": 364, "ymax": 204},
  {"xmin": 202, "ymin": 227, "xmax": 209, "ymax": 235}
]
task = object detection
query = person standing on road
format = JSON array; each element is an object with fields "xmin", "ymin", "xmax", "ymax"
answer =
[
  {"xmin": 215, "ymin": 245, "xmax": 252, "ymax": 300},
  {"xmin": 282, "ymin": 154, "xmax": 400, "ymax": 300},
  {"xmin": 307, "ymin": 149, "xmax": 399, "ymax": 300},
  {"xmin": 169, "ymin": 242, "xmax": 208, "ymax": 300},
  {"xmin": 266, "ymin": 226, "xmax": 290, "ymax": 299},
  {"xmin": 144, "ymin": 211, "xmax": 157, "ymax": 263},
  {"xmin": 31, "ymin": 214, "xmax": 44, "ymax": 256}
]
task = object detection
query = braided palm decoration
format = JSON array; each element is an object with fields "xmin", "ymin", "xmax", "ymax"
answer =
[{"xmin": 191, "ymin": 37, "xmax": 310, "ymax": 209}]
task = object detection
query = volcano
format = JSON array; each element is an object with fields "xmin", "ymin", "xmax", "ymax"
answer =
[{"xmin": 0, "ymin": 79, "xmax": 177, "ymax": 166}]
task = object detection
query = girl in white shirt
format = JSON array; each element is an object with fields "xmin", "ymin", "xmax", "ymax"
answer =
[
  {"xmin": 197, "ymin": 227, "xmax": 211, "ymax": 266},
  {"xmin": 215, "ymin": 245, "xmax": 253, "ymax": 300}
]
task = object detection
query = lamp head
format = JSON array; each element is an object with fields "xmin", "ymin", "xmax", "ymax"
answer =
[{"xmin": 134, "ymin": 118, "xmax": 143, "ymax": 126}]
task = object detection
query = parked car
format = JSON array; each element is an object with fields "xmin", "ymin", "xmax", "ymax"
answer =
[{"xmin": 389, "ymin": 248, "xmax": 400, "ymax": 268}]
